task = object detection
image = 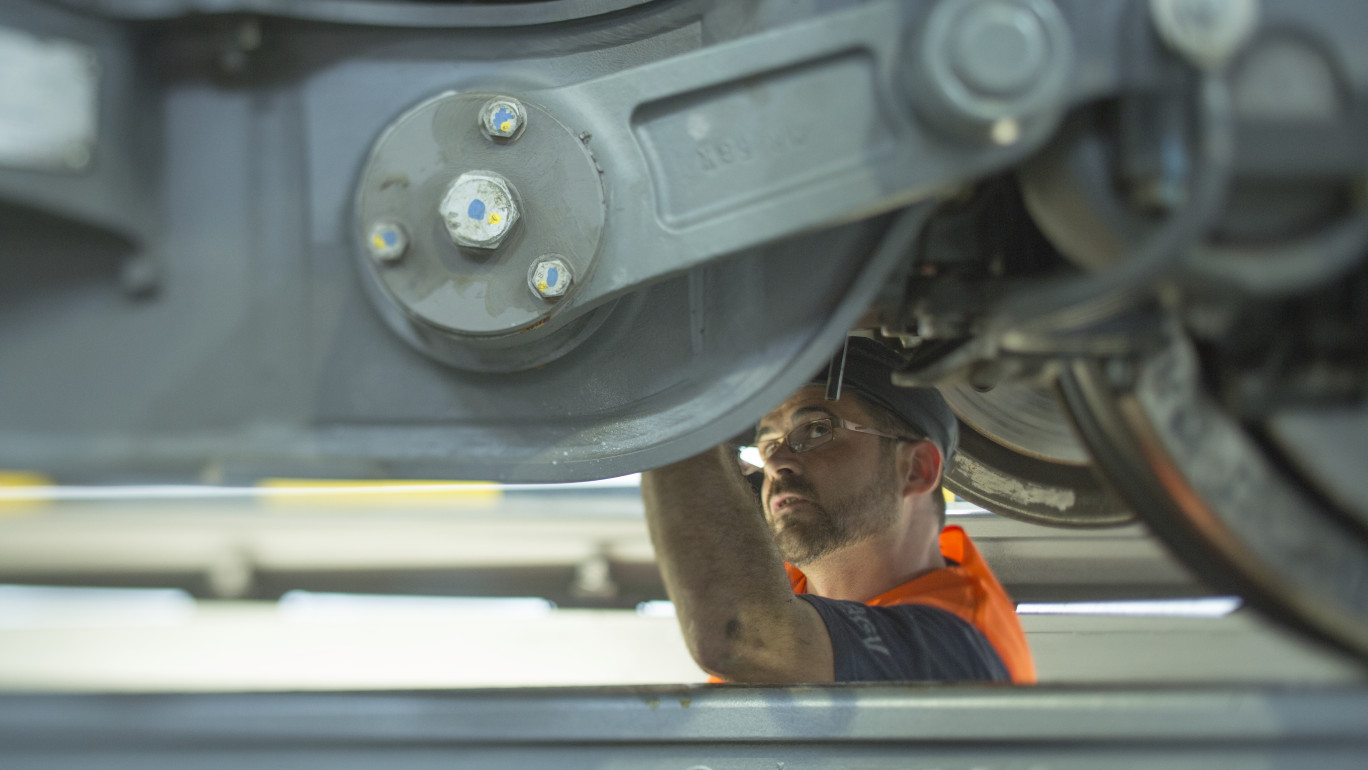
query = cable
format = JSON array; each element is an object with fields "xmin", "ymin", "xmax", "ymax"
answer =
[
  {"xmin": 1187, "ymin": 203, "xmax": 1368, "ymax": 297},
  {"xmin": 991, "ymin": 73, "xmax": 1236, "ymax": 335}
]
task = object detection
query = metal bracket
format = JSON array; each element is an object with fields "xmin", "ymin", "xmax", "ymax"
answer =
[{"xmin": 519, "ymin": 0, "xmax": 1103, "ymax": 323}]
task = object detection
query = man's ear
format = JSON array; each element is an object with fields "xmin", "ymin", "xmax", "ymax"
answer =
[{"xmin": 898, "ymin": 440, "xmax": 943, "ymax": 497}]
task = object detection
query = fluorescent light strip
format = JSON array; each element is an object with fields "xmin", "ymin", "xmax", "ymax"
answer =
[
  {"xmin": 641, "ymin": 598, "xmax": 1240, "ymax": 621},
  {"xmin": 0, "ymin": 584, "xmax": 196, "ymax": 628},
  {"xmin": 1015, "ymin": 597, "xmax": 1243, "ymax": 618},
  {"xmin": 636, "ymin": 600, "xmax": 677, "ymax": 618},
  {"xmin": 277, "ymin": 591, "xmax": 556, "ymax": 622},
  {"xmin": 0, "ymin": 474, "xmax": 645, "ymax": 503}
]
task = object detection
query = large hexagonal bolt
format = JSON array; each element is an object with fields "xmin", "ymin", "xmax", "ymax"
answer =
[
  {"xmin": 529, "ymin": 254, "xmax": 573, "ymax": 299},
  {"xmin": 480, "ymin": 97, "xmax": 527, "ymax": 142},
  {"xmin": 439, "ymin": 171, "xmax": 521, "ymax": 250}
]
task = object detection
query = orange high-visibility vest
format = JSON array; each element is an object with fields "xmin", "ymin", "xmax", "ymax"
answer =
[
  {"xmin": 705, "ymin": 526, "xmax": 1036, "ymax": 684},
  {"xmin": 781, "ymin": 525, "xmax": 1036, "ymax": 684}
]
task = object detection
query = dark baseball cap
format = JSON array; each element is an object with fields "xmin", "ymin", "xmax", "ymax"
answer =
[{"xmin": 806, "ymin": 337, "xmax": 959, "ymax": 462}]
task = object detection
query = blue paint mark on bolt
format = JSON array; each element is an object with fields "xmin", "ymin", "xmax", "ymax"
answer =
[
  {"xmin": 547, "ymin": 267, "xmax": 559, "ymax": 287},
  {"xmin": 494, "ymin": 107, "xmax": 515, "ymax": 126},
  {"xmin": 382, "ymin": 230, "xmax": 398, "ymax": 247},
  {"xmin": 467, "ymin": 199, "xmax": 486, "ymax": 220}
]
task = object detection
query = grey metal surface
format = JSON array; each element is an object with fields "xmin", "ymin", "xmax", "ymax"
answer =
[
  {"xmin": 0, "ymin": 0, "xmax": 1139, "ymax": 483},
  {"xmin": 1, "ymin": 0, "xmax": 924, "ymax": 481},
  {"xmin": 530, "ymin": 0, "xmax": 1096, "ymax": 319},
  {"xmin": 2, "ymin": 686, "xmax": 1368, "ymax": 768},
  {"xmin": 50, "ymin": 0, "xmax": 662, "ymax": 26}
]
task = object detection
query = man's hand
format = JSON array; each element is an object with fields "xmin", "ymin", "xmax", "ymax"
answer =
[{"xmin": 641, "ymin": 445, "xmax": 833, "ymax": 682}]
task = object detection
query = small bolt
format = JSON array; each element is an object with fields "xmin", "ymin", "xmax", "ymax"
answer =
[
  {"xmin": 480, "ymin": 97, "xmax": 527, "ymax": 142},
  {"xmin": 529, "ymin": 255, "xmax": 573, "ymax": 299},
  {"xmin": 990, "ymin": 117, "xmax": 1021, "ymax": 146},
  {"xmin": 64, "ymin": 141, "xmax": 92, "ymax": 170},
  {"xmin": 439, "ymin": 171, "xmax": 520, "ymax": 249},
  {"xmin": 367, "ymin": 221, "xmax": 408, "ymax": 263}
]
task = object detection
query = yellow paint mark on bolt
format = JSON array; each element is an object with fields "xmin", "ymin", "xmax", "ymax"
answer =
[
  {"xmin": 371, "ymin": 235, "xmax": 386, "ymax": 250},
  {"xmin": 536, "ymin": 281, "xmax": 549, "ymax": 292},
  {"xmin": 499, "ymin": 120, "xmax": 513, "ymax": 133},
  {"xmin": 489, "ymin": 213, "xmax": 502, "ymax": 225}
]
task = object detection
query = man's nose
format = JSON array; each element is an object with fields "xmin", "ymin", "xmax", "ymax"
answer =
[{"xmin": 763, "ymin": 443, "xmax": 803, "ymax": 479}]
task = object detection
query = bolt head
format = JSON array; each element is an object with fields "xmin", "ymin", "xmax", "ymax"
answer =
[
  {"xmin": 439, "ymin": 171, "xmax": 520, "ymax": 249},
  {"xmin": 989, "ymin": 117, "xmax": 1021, "ymax": 145},
  {"xmin": 529, "ymin": 255, "xmax": 573, "ymax": 299},
  {"xmin": 1150, "ymin": 0, "xmax": 1260, "ymax": 71},
  {"xmin": 480, "ymin": 97, "xmax": 527, "ymax": 141},
  {"xmin": 367, "ymin": 221, "xmax": 408, "ymax": 263},
  {"xmin": 950, "ymin": 1, "xmax": 1048, "ymax": 98}
]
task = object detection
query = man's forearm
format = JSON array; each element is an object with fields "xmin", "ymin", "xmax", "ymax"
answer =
[{"xmin": 640, "ymin": 445, "xmax": 801, "ymax": 674}]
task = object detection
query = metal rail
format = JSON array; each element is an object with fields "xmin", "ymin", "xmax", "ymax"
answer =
[{"xmin": 3, "ymin": 685, "xmax": 1367, "ymax": 768}]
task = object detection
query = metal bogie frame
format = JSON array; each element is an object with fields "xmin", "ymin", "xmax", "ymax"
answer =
[{"xmin": 3, "ymin": 0, "xmax": 1368, "ymax": 694}]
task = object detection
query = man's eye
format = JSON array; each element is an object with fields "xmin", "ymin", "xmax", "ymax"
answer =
[
  {"xmin": 806, "ymin": 421, "xmax": 831, "ymax": 438},
  {"xmin": 758, "ymin": 440, "xmax": 779, "ymax": 458}
]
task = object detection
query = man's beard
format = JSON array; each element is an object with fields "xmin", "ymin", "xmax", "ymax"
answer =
[{"xmin": 767, "ymin": 452, "xmax": 900, "ymax": 567}]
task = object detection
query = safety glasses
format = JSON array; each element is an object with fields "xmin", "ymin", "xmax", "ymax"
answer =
[{"xmin": 738, "ymin": 417, "xmax": 915, "ymax": 475}]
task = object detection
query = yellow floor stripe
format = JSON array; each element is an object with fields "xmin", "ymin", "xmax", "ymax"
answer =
[
  {"xmin": 0, "ymin": 471, "xmax": 52, "ymax": 515},
  {"xmin": 255, "ymin": 479, "xmax": 502, "ymax": 510}
]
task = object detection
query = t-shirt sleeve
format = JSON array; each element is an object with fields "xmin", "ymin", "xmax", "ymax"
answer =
[{"xmin": 798, "ymin": 594, "xmax": 1011, "ymax": 683}]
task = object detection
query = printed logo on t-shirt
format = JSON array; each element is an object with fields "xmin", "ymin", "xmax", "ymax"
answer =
[{"xmin": 835, "ymin": 602, "xmax": 890, "ymax": 656}]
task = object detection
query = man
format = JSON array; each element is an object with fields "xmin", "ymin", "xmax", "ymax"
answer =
[{"xmin": 641, "ymin": 337, "xmax": 1035, "ymax": 683}]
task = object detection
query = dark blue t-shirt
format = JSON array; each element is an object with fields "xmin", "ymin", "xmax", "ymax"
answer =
[{"xmin": 798, "ymin": 594, "xmax": 1010, "ymax": 682}]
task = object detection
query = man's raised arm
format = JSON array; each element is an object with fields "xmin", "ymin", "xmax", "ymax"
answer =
[{"xmin": 640, "ymin": 445, "xmax": 832, "ymax": 682}]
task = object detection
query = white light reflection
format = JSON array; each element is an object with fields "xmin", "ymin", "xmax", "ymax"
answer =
[
  {"xmin": 0, "ymin": 474, "xmax": 644, "ymax": 503},
  {"xmin": 0, "ymin": 584, "xmax": 196, "ymax": 628},
  {"xmin": 636, "ymin": 600, "xmax": 677, "ymax": 618},
  {"xmin": 1015, "ymin": 597, "xmax": 1243, "ymax": 618},
  {"xmin": 277, "ymin": 591, "xmax": 556, "ymax": 623}
]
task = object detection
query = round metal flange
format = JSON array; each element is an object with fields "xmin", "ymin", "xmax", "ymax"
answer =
[
  {"xmin": 941, "ymin": 380, "xmax": 1134, "ymax": 526},
  {"xmin": 944, "ymin": 383, "xmax": 1091, "ymax": 465},
  {"xmin": 1059, "ymin": 331, "xmax": 1368, "ymax": 660},
  {"xmin": 354, "ymin": 91, "xmax": 607, "ymax": 372},
  {"xmin": 906, "ymin": 0, "xmax": 1073, "ymax": 143},
  {"xmin": 942, "ymin": 391, "xmax": 1134, "ymax": 528}
]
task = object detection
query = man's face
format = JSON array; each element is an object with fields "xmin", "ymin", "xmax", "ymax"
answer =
[{"xmin": 755, "ymin": 386, "xmax": 902, "ymax": 567}]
